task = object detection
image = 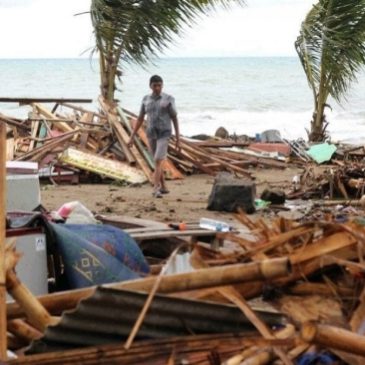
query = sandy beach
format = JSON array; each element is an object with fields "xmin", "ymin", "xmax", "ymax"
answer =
[{"xmin": 41, "ymin": 166, "xmax": 303, "ymax": 223}]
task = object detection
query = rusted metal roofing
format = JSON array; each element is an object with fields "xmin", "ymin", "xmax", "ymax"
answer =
[{"xmin": 29, "ymin": 287, "xmax": 285, "ymax": 353}]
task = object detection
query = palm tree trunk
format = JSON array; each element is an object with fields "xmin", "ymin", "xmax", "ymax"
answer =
[
  {"xmin": 99, "ymin": 53, "xmax": 108, "ymax": 100},
  {"xmin": 310, "ymin": 1, "xmax": 333, "ymax": 142},
  {"xmin": 311, "ymin": 102, "xmax": 326, "ymax": 142},
  {"xmin": 311, "ymin": 82, "xmax": 327, "ymax": 142},
  {"xmin": 99, "ymin": 43, "xmax": 117, "ymax": 102},
  {"xmin": 100, "ymin": 42, "xmax": 123, "ymax": 103}
]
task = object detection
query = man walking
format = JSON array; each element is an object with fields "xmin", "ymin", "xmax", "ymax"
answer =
[{"xmin": 128, "ymin": 75, "xmax": 180, "ymax": 198}]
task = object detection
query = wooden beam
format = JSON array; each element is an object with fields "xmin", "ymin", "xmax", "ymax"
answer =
[
  {"xmin": 0, "ymin": 97, "xmax": 92, "ymax": 104},
  {"xmin": 118, "ymin": 110, "xmax": 155, "ymax": 170},
  {"xmin": 7, "ymin": 258, "xmax": 290, "ymax": 319},
  {"xmin": 33, "ymin": 103, "xmax": 99, "ymax": 151},
  {"xmin": 0, "ymin": 121, "xmax": 7, "ymax": 360},
  {"xmin": 59, "ymin": 102, "xmax": 105, "ymax": 119},
  {"xmin": 28, "ymin": 120, "xmax": 40, "ymax": 152},
  {"xmin": 98, "ymin": 98, "xmax": 137, "ymax": 165},
  {"xmin": 0, "ymin": 114, "xmax": 30, "ymax": 131}
]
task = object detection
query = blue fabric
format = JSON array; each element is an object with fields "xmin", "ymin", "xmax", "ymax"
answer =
[
  {"xmin": 63, "ymin": 224, "xmax": 149, "ymax": 274},
  {"xmin": 50, "ymin": 223, "xmax": 143, "ymax": 289},
  {"xmin": 297, "ymin": 352, "xmax": 338, "ymax": 365}
]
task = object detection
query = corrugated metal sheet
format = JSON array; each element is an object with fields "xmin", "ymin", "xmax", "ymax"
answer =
[{"xmin": 29, "ymin": 287, "xmax": 285, "ymax": 353}]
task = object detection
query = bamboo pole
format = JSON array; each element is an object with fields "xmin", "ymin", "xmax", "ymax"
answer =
[
  {"xmin": 0, "ymin": 121, "xmax": 7, "ymax": 360},
  {"xmin": 7, "ymin": 258, "xmax": 291, "ymax": 319},
  {"xmin": 289, "ymin": 282, "xmax": 354, "ymax": 297},
  {"xmin": 241, "ymin": 349, "xmax": 273, "ymax": 365},
  {"xmin": 7, "ymin": 319, "xmax": 43, "ymax": 342},
  {"xmin": 223, "ymin": 347, "xmax": 259, "ymax": 365},
  {"xmin": 301, "ymin": 322, "xmax": 365, "ymax": 357},
  {"xmin": 124, "ymin": 246, "xmax": 181, "ymax": 349},
  {"xmin": 6, "ymin": 270, "xmax": 58, "ymax": 332}
]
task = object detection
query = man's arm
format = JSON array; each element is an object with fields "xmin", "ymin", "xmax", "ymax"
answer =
[
  {"xmin": 169, "ymin": 97, "xmax": 180, "ymax": 150},
  {"xmin": 172, "ymin": 115, "xmax": 180, "ymax": 150}
]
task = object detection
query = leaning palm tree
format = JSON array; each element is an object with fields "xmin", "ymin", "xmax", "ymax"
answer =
[
  {"xmin": 90, "ymin": 0, "xmax": 245, "ymax": 103},
  {"xmin": 295, "ymin": 0, "xmax": 365, "ymax": 142}
]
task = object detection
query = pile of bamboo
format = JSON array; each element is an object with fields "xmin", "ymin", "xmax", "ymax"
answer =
[
  {"xmin": 185, "ymin": 209, "xmax": 365, "ymax": 364},
  {"xmin": 3, "ymin": 210, "xmax": 365, "ymax": 363},
  {"xmin": 3, "ymin": 98, "xmax": 288, "ymax": 185}
]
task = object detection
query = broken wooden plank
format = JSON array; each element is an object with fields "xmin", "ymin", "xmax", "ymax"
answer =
[
  {"xmin": 16, "ymin": 131, "xmax": 76, "ymax": 162},
  {"xmin": 6, "ymin": 138, "xmax": 14, "ymax": 160},
  {"xmin": 119, "ymin": 111, "xmax": 155, "ymax": 170},
  {"xmin": 0, "ymin": 114, "xmax": 30, "ymax": 131},
  {"xmin": 0, "ymin": 97, "xmax": 92, "ymax": 104},
  {"xmin": 28, "ymin": 120, "xmax": 40, "ymax": 152},
  {"xmin": 78, "ymin": 112, "xmax": 94, "ymax": 148},
  {"xmin": 59, "ymin": 147, "xmax": 147, "ymax": 184},
  {"xmin": 179, "ymin": 139, "xmax": 252, "ymax": 177},
  {"xmin": 33, "ymin": 103, "xmax": 100, "ymax": 152},
  {"xmin": 59, "ymin": 102, "xmax": 106, "ymax": 119},
  {"xmin": 99, "ymin": 98, "xmax": 137, "ymax": 165}
]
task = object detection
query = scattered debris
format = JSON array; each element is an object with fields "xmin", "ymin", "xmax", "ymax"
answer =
[
  {"xmin": 261, "ymin": 188, "xmax": 286, "ymax": 205},
  {"xmin": 2, "ymin": 100, "xmax": 305, "ymax": 189}
]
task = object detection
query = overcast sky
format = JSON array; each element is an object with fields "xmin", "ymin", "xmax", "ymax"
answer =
[{"xmin": 0, "ymin": 0, "xmax": 313, "ymax": 58}]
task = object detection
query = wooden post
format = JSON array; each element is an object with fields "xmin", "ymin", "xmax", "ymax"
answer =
[{"xmin": 0, "ymin": 121, "xmax": 7, "ymax": 359}]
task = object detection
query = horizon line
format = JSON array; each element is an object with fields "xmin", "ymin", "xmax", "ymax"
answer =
[{"xmin": 0, "ymin": 55, "xmax": 298, "ymax": 60}]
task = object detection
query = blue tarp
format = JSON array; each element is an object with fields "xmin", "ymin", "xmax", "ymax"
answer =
[
  {"xmin": 50, "ymin": 223, "xmax": 149, "ymax": 289},
  {"xmin": 297, "ymin": 352, "xmax": 338, "ymax": 365}
]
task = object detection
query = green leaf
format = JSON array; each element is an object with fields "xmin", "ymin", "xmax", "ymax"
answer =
[
  {"xmin": 296, "ymin": 0, "xmax": 365, "ymax": 104},
  {"xmin": 91, "ymin": 0, "xmax": 245, "ymax": 78}
]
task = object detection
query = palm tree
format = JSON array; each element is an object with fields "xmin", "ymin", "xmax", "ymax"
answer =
[
  {"xmin": 90, "ymin": 0, "xmax": 245, "ymax": 102},
  {"xmin": 295, "ymin": 0, "xmax": 365, "ymax": 142}
]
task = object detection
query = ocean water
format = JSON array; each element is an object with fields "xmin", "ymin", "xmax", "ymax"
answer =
[{"xmin": 0, "ymin": 57, "xmax": 365, "ymax": 143}]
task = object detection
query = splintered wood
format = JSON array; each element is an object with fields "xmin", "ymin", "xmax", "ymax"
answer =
[
  {"xmin": 187, "ymin": 211, "xmax": 365, "ymax": 364},
  {"xmin": 3, "ymin": 98, "xmax": 288, "ymax": 186},
  {"xmin": 4, "ymin": 211, "xmax": 365, "ymax": 364}
]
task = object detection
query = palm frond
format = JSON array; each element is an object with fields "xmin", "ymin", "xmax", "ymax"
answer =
[
  {"xmin": 91, "ymin": 0, "xmax": 245, "ymax": 68},
  {"xmin": 295, "ymin": 0, "xmax": 365, "ymax": 103}
]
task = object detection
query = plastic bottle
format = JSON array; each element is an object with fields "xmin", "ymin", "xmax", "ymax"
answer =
[{"xmin": 199, "ymin": 217, "xmax": 231, "ymax": 232}]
